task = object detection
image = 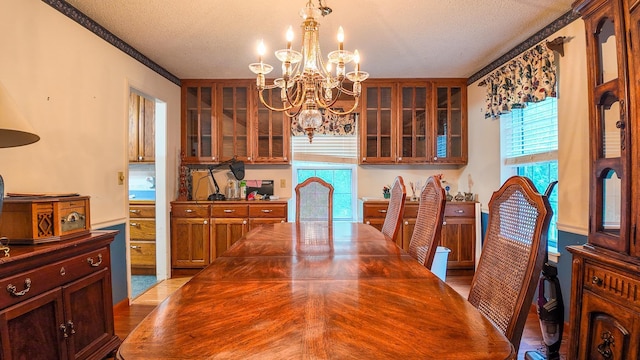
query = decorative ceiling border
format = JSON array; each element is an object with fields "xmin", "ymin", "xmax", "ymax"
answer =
[
  {"xmin": 42, "ymin": 0, "xmax": 181, "ymax": 86},
  {"xmin": 467, "ymin": 9, "xmax": 579, "ymax": 85}
]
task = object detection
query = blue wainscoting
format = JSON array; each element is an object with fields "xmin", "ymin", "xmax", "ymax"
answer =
[{"xmin": 97, "ymin": 223, "xmax": 127, "ymax": 305}]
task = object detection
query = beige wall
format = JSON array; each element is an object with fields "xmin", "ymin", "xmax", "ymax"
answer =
[
  {"xmin": 0, "ymin": 0, "xmax": 181, "ymax": 228},
  {"xmin": 461, "ymin": 19, "xmax": 590, "ymax": 234}
]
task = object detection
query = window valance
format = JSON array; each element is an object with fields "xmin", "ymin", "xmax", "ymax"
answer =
[{"xmin": 481, "ymin": 43, "xmax": 557, "ymax": 119}]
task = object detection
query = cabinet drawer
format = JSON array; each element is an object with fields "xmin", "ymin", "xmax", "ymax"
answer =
[
  {"xmin": 130, "ymin": 219, "xmax": 156, "ymax": 240},
  {"xmin": 444, "ymin": 203, "xmax": 475, "ymax": 218},
  {"xmin": 249, "ymin": 204, "xmax": 287, "ymax": 218},
  {"xmin": 363, "ymin": 204, "xmax": 389, "ymax": 219},
  {"xmin": 172, "ymin": 204, "xmax": 209, "ymax": 218},
  {"xmin": 0, "ymin": 246, "xmax": 109, "ymax": 309},
  {"xmin": 211, "ymin": 204, "xmax": 249, "ymax": 218},
  {"xmin": 403, "ymin": 204, "xmax": 419, "ymax": 218},
  {"xmin": 584, "ymin": 262, "xmax": 640, "ymax": 311},
  {"xmin": 129, "ymin": 205, "xmax": 155, "ymax": 218},
  {"xmin": 131, "ymin": 241, "xmax": 156, "ymax": 267}
]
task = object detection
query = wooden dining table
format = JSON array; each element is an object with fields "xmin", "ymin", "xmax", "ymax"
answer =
[{"xmin": 117, "ymin": 222, "xmax": 515, "ymax": 359}]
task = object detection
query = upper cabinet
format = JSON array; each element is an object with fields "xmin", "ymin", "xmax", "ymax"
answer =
[
  {"xmin": 181, "ymin": 80, "xmax": 290, "ymax": 164},
  {"xmin": 129, "ymin": 92, "xmax": 155, "ymax": 162},
  {"xmin": 360, "ymin": 79, "xmax": 467, "ymax": 165}
]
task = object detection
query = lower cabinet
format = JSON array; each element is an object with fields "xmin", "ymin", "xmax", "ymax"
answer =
[
  {"xmin": 0, "ymin": 232, "xmax": 119, "ymax": 360},
  {"xmin": 129, "ymin": 202, "xmax": 156, "ymax": 275},
  {"xmin": 171, "ymin": 200, "xmax": 288, "ymax": 275},
  {"xmin": 567, "ymin": 245, "xmax": 640, "ymax": 359},
  {"xmin": 363, "ymin": 199, "xmax": 477, "ymax": 272}
]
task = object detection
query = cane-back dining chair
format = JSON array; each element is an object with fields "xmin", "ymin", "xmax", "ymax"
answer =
[
  {"xmin": 380, "ymin": 176, "xmax": 406, "ymax": 244},
  {"xmin": 295, "ymin": 177, "xmax": 334, "ymax": 223},
  {"xmin": 467, "ymin": 175, "xmax": 552, "ymax": 353},
  {"xmin": 407, "ymin": 176, "xmax": 446, "ymax": 269}
]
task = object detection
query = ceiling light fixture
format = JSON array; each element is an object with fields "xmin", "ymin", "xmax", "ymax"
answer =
[{"xmin": 249, "ymin": 0, "xmax": 368, "ymax": 143}]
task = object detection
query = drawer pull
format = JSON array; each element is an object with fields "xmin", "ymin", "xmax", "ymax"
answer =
[
  {"xmin": 66, "ymin": 320, "xmax": 76, "ymax": 336},
  {"xmin": 455, "ymin": 210, "xmax": 465, "ymax": 214},
  {"xmin": 378, "ymin": 210, "xmax": 387, "ymax": 213},
  {"xmin": 224, "ymin": 209, "xmax": 235, "ymax": 213},
  {"xmin": 130, "ymin": 245, "xmax": 140, "ymax": 249},
  {"xmin": 130, "ymin": 222, "xmax": 140, "ymax": 227},
  {"xmin": 592, "ymin": 276, "xmax": 603, "ymax": 286},
  {"xmin": 60, "ymin": 267, "xmax": 66, "ymax": 276},
  {"xmin": 60, "ymin": 323, "xmax": 68, "ymax": 338},
  {"xmin": 366, "ymin": 221, "xmax": 371, "ymax": 225},
  {"xmin": 87, "ymin": 254, "xmax": 103, "ymax": 267},
  {"xmin": 130, "ymin": 209, "xmax": 141, "ymax": 214},
  {"xmin": 261, "ymin": 209, "xmax": 273, "ymax": 213},
  {"xmin": 7, "ymin": 278, "xmax": 31, "ymax": 297},
  {"xmin": 185, "ymin": 209, "xmax": 193, "ymax": 213},
  {"xmin": 597, "ymin": 331, "xmax": 614, "ymax": 359}
]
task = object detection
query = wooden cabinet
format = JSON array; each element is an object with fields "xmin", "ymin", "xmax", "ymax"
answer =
[
  {"xmin": 128, "ymin": 92, "xmax": 155, "ymax": 162},
  {"xmin": 210, "ymin": 203, "xmax": 249, "ymax": 259},
  {"xmin": 568, "ymin": 0, "xmax": 640, "ymax": 357},
  {"xmin": 129, "ymin": 202, "xmax": 155, "ymax": 275},
  {"xmin": 170, "ymin": 203, "xmax": 210, "ymax": 271},
  {"xmin": 181, "ymin": 80, "xmax": 290, "ymax": 165},
  {"xmin": 359, "ymin": 79, "xmax": 467, "ymax": 165},
  {"xmin": 0, "ymin": 231, "xmax": 119, "ymax": 360},
  {"xmin": 171, "ymin": 200, "xmax": 288, "ymax": 275},
  {"xmin": 362, "ymin": 199, "xmax": 476, "ymax": 271}
]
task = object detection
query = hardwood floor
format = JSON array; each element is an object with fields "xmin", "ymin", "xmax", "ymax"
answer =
[{"xmin": 114, "ymin": 275, "xmax": 567, "ymax": 359}]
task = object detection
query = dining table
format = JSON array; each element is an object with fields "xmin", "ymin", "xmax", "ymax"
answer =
[{"xmin": 116, "ymin": 222, "xmax": 515, "ymax": 359}]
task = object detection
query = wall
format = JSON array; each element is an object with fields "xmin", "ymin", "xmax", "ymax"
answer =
[
  {"xmin": 0, "ymin": 0, "xmax": 181, "ymax": 303},
  {"xmin": 462, "ymin": 19, "xmax": 590, "ymax": 321}
]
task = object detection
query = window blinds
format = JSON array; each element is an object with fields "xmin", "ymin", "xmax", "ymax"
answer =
[{"xmin": 291, "ymin": 135, "xmax": 358, "ymax": 164}]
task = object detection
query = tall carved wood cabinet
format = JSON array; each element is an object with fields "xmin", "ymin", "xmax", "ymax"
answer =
[{"xmin": 568, "ymin": 0, "xmax": 640, "ymax": 358}]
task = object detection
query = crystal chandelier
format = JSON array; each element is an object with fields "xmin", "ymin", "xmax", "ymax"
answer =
[{"xmin": 249, "ymin": 0, "xmax": 369, "ymax": 143}]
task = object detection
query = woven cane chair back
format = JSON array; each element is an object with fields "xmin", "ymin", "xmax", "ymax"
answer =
[
  {"xmin": 467, "ymin": 176, "xmax": 552, "ymax": 352},
  {"xmin": 295, "ymin": 177, "xmax": 334, "ymax": 223},
  {"xmin": 407, "ymin": 176, "xmax": 446, "ymax": 268},
  {"xmin": 380, "ymin": 176, "xmax": 407, "ymax": 243}
]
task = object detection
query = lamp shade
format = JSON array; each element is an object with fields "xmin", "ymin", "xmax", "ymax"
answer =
[{"xmin": 0, "ymin": 81, "xmax": 40, "ymax": 148}]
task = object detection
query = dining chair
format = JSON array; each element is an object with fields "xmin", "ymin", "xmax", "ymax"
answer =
[
  {"xmin": 467, "ymin": 175, "xmax": 552, "ymax": 353},
  {"xmin": 407, "ymin": 176, "xmax": 446, "ymax": 268},
  {"xmin": 295, "ymin": 177, "xmax": 334, "ymax": 222},
  {"xmin": 380, "ymin": 176, "xmax": 406, "ymax": 244}
]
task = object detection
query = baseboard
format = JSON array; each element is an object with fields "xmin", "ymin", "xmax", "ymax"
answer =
[{"xmin": 113, "ymin": 297, "xmax": 130, "ymax": 311}]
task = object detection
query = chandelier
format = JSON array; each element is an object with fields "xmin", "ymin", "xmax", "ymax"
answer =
[{"xmin": 249, "ymin": 0, "xmax": 369, "ymax": 142}]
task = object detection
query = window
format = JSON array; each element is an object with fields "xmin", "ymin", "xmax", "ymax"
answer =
[
  {"xmin": 500, "ymin": 98, "xmax": 558, "ymax": 251},
  {"xmin": 292, "ymin": 135, "xmax": 358, "ymax": 221}
]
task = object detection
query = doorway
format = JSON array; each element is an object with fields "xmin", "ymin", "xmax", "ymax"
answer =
[{"xmin": 128, "ymin": 90, "xmax": 158, "ymax": 298}]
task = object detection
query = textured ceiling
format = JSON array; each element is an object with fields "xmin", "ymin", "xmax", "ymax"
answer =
[{"xmin": 64, "ymin": 0, "xmax": 574, "ymax": 80}]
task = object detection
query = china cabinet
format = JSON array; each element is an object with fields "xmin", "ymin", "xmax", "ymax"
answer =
[
  {"xmin": 359, "ymin": 79, "xmax": 467, "ymax": 165},
  {"xmin": 567, "ymin": 0, "xmax": 640, "ymax": 358},
  {"xmin": 181, "ymin": 80, "xmax": 290, "ymax": 165}
]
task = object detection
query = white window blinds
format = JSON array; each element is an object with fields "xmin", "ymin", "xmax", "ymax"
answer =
[
  {"xmin": 291, "ymin": 135, "xmax": 358, "ymax": 164},
  {"xmin": 501, "ymin": 98, "xmax": 558, "ymax": 165}
]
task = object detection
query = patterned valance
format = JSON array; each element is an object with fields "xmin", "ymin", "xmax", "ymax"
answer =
[
  {"xmin": 481, "ymin": 44, "xmax": 557, "ymax": 119},
  {"xmin": 291, "ymin": 110, "xmax": 357, "ymax": 136}
]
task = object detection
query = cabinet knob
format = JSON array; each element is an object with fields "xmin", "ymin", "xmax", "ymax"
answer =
[
  {"xmin": 243, "ymin": 220, "xmax": 247, "ymax": 225},
  {"xmin": 404, "ymin": 221, "xmax": 409, "ymax": 225},
  {"xmin": 185, "ymin": 209, "xmax": 193, "ymax": 213},
  {"xmin": 442, "ymin": 221, "xmax": 447, "ymax": 225},
  {"xmin": 366, "ymin": 221, "xmax": 371, "ymax": 225},
  {"xmin": 592, "ymin": 276, "xmax": 603, "ymax": 286},
  {"xmin": 60, "ymin": 267, "xmax": 66, "ymax": 276},
  {"xmin": 455, "ymin": 210, "xmax": 464, "ymax": 214},
  {"xmin": 204, "ymin": 220, "xmax": 208, "ymax": 225},
  {"xmin": 378, "ymin": 209, "xmax": 387, "ymax": 213},
  {"xmin": 398, "ymin": 157, "xmax": 402, "ymax": 161},
  {"xmin": 433, "ymin": 156, "xmax": 438, "ymax": 160},
  {"xmin": 138, "ymin": 155, "xmax": 143, "ymax": 161},
  {"xmin": 280, "ymin": 220, "xmax": 285, "ymax": 223},
  {"xmin": 224, "ymin": 209, "xmax": 235, "ymax": 213},
  {"xmin": 362, "ymin": 157, "xmax": 367, "ymax": 162}
]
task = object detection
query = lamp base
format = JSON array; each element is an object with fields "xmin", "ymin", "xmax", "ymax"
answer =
[{"xmin": 208, "ymin": 193, "xmax": 226, "ymax": 201}]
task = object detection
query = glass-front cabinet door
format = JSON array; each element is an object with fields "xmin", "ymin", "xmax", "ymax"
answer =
[
  {"xmin": 582, "ymin": 2, "xmax": 630, "ymax": 253},
  {"xmin": 398, "ymin": 82, "xmax": 430, "ymax": 163},
  {"xmin": 360, "ymin": 81, "xmax": 396, "ymax": 163},
  {"xmin": 217, "ymin": 81, "xmax": 251, "ymax": 162},
  {"xmin": 431, "ymin": 80, "xmax": 467, "ymax": 164},
  {"xmin": 630, "ymin": 0, "xmax": 640, "ymax": 257},
  {"xmin": 255, "ymin": 87, "xmax": 290, "ymax": 163},
  {"xmin": 182, "ymin": 82, "xmax": 217, "ymax": 163}
]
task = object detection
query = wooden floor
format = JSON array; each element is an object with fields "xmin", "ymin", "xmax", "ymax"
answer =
[{"xmin": 114, "ymin": 275, "xmax": 567, "ymax": 359}]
